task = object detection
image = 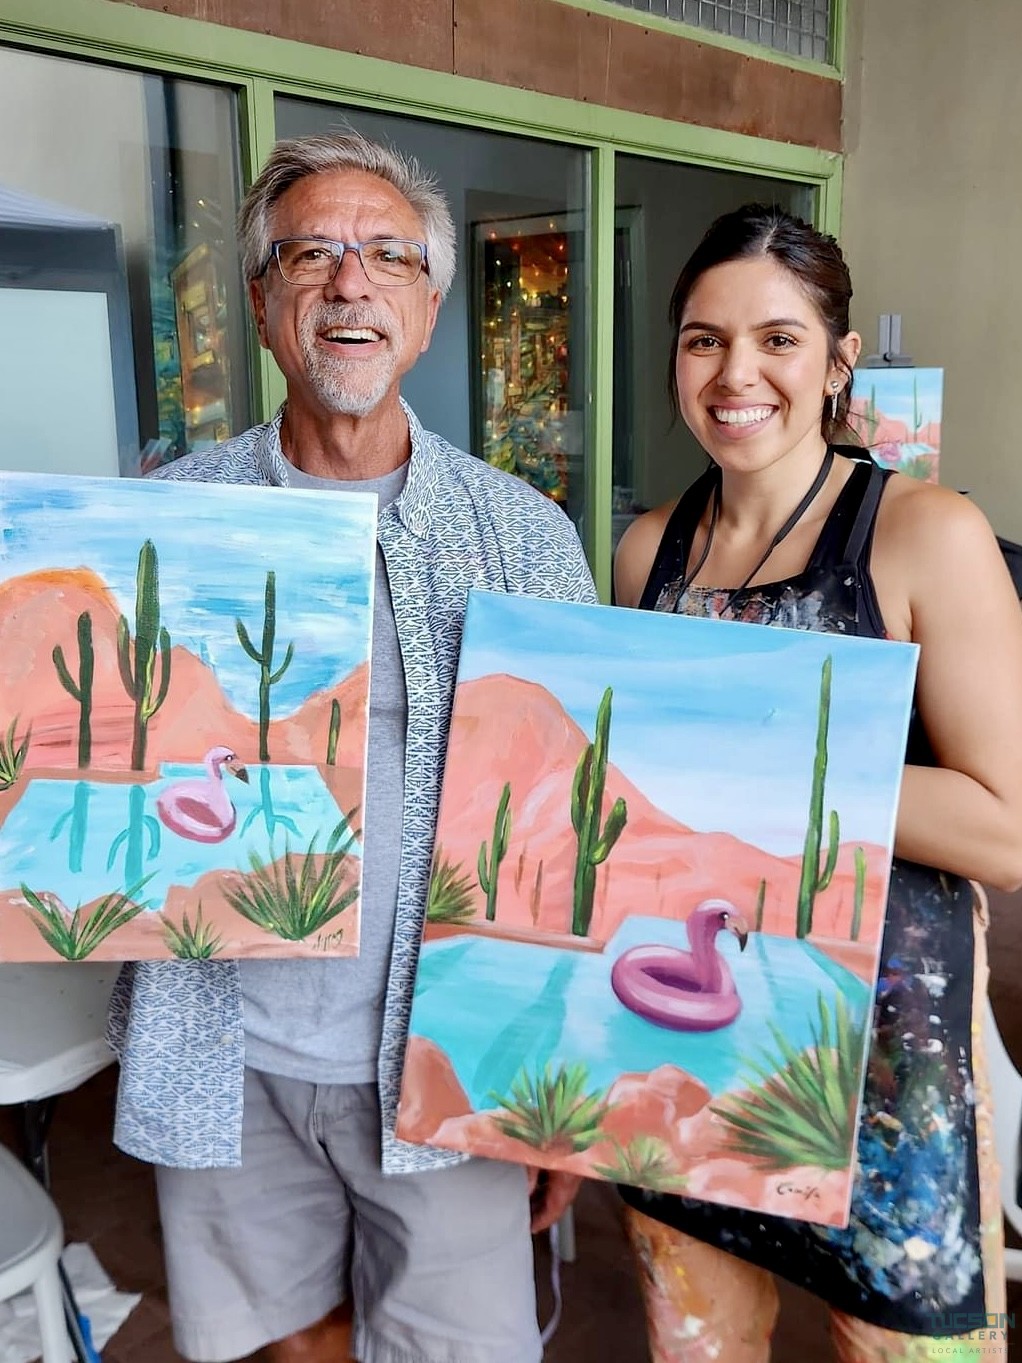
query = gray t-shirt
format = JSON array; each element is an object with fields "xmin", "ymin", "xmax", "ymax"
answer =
[{"xmin": 239, "ymin": 459, "xmax": 408, "ymax": 1083}]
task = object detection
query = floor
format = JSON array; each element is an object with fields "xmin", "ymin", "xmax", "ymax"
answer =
[{"xmin": 3, "ymin": 885, "xmax": 1022, "ymax": 1363}]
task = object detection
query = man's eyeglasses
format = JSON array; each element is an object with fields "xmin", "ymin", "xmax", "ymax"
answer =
[{"xmin": 263, "ymin": 237, "xmax": 429, "ymax": 288}]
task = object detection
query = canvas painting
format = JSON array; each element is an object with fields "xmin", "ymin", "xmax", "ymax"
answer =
[
  {"xmin": 396, "ymin": 591, "xmax": 918, "ymax": 1227},
  {"xmin": 847, "ymin": 367, "xmax": 943, "ymax": 483},
  {"xmin": 0, "ymin": 471, "xmax": 375, "ymax": 963}
]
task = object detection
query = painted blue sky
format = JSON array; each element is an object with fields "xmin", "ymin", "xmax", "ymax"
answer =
[
  {"xmin": 851, "ymin": 367, "xmax": 943, "ymax": 432},
  {"xmin": 0, "ymin": 473, "xmax": 376, "ymax": 720},
  {"xmin": 458, "ymin": 591, "xmax": 919, "ymax": 857}
]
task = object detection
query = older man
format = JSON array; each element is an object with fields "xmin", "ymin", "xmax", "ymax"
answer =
[{"xmin": 107, "ymin": 132, "xmax": 596, "ymax": 1363}]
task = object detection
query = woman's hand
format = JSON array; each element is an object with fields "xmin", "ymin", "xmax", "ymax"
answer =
[{"xmin": 527, "ymin": 1167, "xmax": 583, "ymax": 1234}]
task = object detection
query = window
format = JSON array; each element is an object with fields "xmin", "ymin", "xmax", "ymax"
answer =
[
  {"xmin": 600, "ymin": 0, "xmax": 833, "ymax": 63},
  {"xmin": 0, "ymin": 47, "xmax": 250, "ymax": 477}
]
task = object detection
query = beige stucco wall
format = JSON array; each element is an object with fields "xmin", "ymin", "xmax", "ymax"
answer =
[{"xmin": 841, "ymin": 0, "xmax": 1022, "ymax": 539}]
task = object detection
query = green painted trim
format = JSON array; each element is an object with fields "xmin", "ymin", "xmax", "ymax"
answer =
[
  {"xmin": 589, "ymin": 147, "xmax": 616, "ymax": 602},
  {"xmin": 830, "ymin": 0, "xmax": 849, "ymax": 78},
  {"xmin": 816, "ymin": 156, "xmax": 844, "ymax": 239},
  {"xmin": 2, "ymin": 0, "xmax": 840, "ymax": 187},
  {"xmin": 551, "ymin": 0, "xmax": 840, "ymax": 79}
]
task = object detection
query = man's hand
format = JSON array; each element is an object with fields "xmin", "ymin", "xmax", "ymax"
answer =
[{"xmin": 527, "ymin": 1167, "xmax": 582, "ymax": 1234}]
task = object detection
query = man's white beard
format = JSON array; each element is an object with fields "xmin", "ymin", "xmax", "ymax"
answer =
[{"xmin": 299, "ymin": 305, "xmax": 401, "ymax": 418}]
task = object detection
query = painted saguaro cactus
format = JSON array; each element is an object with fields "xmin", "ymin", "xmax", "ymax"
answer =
[
  {"xmin": 237, "ymin": 570, "xmax": 294, "ymax": 762},
  {"xmin": 754, "ymin": 878, "xmax": 766, "ymax": 933},
  {"xmin": 326, "ymin": 699, "xmax": 341, "ymax": 766},
  {"xmin": 117, "ymin": 541, "xmax": 172, "ymax": 771},
  {"xmin": 796, "ymin": 655, "xmax": 840, "ymax": 939},
  {"xmin": 570, "ymin": 686, "xmax": 627, "ymax": 937},
  {"xmin": 478, "ymin": 781, "xmax": 511, "ymax": 922},
  {"xmin": 851, "ymin": 846, "xmax": 867, "ymax": 942},
  {"xmin": 52, "ymin": 610, "xmax": 95, "ymax": 767}
]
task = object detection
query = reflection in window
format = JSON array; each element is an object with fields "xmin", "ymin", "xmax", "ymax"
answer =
[
  {"xmin": 275, "ymin": 98, "xmax": 590, "ymax": 531},
  {"xmin": 0, "ymin": 48, "xmax": 249, "ymax": 477},
  {"xmin": 477, "ymin": 216, "xmax": 577, "ymax": 509}
]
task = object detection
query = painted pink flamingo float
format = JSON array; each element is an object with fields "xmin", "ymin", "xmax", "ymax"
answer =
[
  {"xmin": 611, "ymin": 899, "xmax": 750, "ymax": 1032},
  {"xmin": 156, "ymin": 745, "xmax": 250, "ymax": 844}
]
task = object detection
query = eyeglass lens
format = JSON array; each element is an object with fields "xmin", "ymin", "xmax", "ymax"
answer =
[{"xmin": 276, "ymin": 239, "xmax": 423, "ymax": 286}]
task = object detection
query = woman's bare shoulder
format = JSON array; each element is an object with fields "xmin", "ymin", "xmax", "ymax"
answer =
[
  {"xmin": 877, "ymin": 473, "xmax": 998, "ymax": 562},
  {"xmin": 614, "ymin": 500, "xmax": 679, "ymax": 608},
  {"xmin": 872, "ymin": 472, "xmax": 1010, "ymax": 631}
]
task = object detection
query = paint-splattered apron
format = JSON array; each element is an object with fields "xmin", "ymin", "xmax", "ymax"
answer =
[{"xmin": 618, "ymin": 455, "xmax": 1004, "ymax": 1354}]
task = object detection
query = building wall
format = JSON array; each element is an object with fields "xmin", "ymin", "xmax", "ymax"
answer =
[
  {"xmin": 841, "ymin": 0, "xmax": 1022, "ymax": 538},
  {"xmin": 104, "ymin": 0, "xmax": 842, "ymax": 152}
]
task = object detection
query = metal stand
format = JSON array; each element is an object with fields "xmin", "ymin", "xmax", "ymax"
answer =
[
  {"xmin": 862, "ymin": 313, "xmax": 914, "ymax": 369},
  {"xmin": 18, "ymin": 1098, "xmax": 98, "ymax": 1363},
  {"xmin": 555, "ymin": 1206, "xmax": 577, "ymax": 1263}
]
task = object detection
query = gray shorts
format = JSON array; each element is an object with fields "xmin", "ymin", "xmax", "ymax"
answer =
[{"xmin": 154, "ymin": 1069, "xmax": 541, "ymax": 1363}]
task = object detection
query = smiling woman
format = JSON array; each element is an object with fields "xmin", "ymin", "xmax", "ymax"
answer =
[{"xmin": 614, "ymin": 203, "xmax": 1022, "ymax": 1362}]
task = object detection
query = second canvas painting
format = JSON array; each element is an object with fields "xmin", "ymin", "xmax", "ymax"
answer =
[
  {"xmin": 0, "ymin": 472, "xmax": 375, "ymax": 963},
  {"xmin": 397, "ymin": 591, "xmax": 919, "ymax": 1227},
  {"xmin": 848, "ymin": 367, "xmax": 943, "ymax": 483}
]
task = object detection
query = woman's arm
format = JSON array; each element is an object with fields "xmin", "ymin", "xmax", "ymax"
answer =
[
  {"xmin": 613, "ymin": 503, "xmax": 675, "ymax": 608},
  {"xmin": 873, "ymin": 481, "xmax": 1022, "ymax": 890}
]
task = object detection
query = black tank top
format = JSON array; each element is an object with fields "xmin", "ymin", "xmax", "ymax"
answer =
[{"xmin": 619, "ymin": 452, "xmax": 986, "ymax": 1335}]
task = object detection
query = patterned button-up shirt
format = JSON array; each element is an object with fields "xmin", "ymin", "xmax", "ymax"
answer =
[{"xmin": 107, "ymin": 402, "xmax": 598, "ymax": 1172}]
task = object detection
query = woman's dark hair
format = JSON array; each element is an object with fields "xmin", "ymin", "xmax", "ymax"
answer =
[{"xmin": 668, "ymin": 204, "xmax": 855, "ymax": 445}]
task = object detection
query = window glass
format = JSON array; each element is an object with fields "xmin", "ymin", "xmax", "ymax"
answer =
[
  {"xmin": 0, "ymin": 48, "xmax": 250, "ymax": 477},
  {"xmin": 600, "ymin": 0, "xmax": 833, "ymax": 64},
  {"xmin": 276, "ymin": 98, "xmax": 591, "ymax": 534}
]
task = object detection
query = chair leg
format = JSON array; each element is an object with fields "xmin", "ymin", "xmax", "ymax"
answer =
[
  {"xmin": 33, "ymin": 1259, "xmax": 71, "ymax": 1363},
  {"xmin": 555, "ymin": 1207, "xmax": 577, "ymax": 1263}
]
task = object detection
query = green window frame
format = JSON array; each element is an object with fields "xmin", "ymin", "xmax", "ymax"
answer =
[{"xmin": 1, "ymin": 0, "xmax": 843, "ymax": 598}]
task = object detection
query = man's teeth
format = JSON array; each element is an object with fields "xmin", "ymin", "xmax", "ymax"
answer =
[
  {"xmin": 323, "ymin": 327, "xmax": 382, "ymax": 341},
  {"xmin": 713, "ymin": 406, "xmax": 773, "ymax": 426}
]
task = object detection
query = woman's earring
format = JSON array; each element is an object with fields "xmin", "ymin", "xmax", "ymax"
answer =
[{"xmin": 829, "ymin": 381, "xmax": 840, "ymax": 422}]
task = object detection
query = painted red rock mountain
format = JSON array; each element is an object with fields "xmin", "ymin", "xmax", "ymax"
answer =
[
  {"xmin": 0, "ymin": 568, "xmax": 368, "ymax": 772},
  {"xmin": 434, "ymin": 673, "xmax": 890, "ymax": 949}
]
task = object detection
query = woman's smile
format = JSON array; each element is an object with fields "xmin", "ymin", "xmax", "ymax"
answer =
[{"xmin": 709, "ymin": 404, "xmax": 778, "ymax": 437}]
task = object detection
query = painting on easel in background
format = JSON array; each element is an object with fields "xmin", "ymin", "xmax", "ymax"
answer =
[
  {"xmin": 0, "ymin": 472, "xmax": 375, "ymax": 963},
  {"xmin": 847, "ymin": 367, "xmax": 943, "ymax": 483},
  {"xmin": 396, "ymin": 591, "xmax": 919, "ymax": 1227}
]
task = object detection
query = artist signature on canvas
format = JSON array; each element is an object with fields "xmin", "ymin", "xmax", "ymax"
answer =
[{"xmin": 776, "ymin": 1181, "xmax": 821, "ymax": 1204}]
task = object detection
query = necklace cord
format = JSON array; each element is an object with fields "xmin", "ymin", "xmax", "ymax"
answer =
[{"xmin": 673, "ymin": 448, "xmax": 835, "ymax": 616}]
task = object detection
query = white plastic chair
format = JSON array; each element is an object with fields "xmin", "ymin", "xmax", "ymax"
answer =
[
  {"xmin": 0, "ymin": 1141, "xmax": 69, "ymax": 1362},
  {"xmin": 982, "ymin": 995, "xmax": 1022, "ymax": 1281}
]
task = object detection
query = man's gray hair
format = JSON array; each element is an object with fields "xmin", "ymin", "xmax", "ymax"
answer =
[{"xmin": 238, "ymin": 129, "xmax": 457, "ymax": 298}]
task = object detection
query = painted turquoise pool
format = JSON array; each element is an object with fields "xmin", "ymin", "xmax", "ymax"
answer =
[
  {"xmin": 0, "ymin": 764, "xmax": 356, "ymax": 909},
  {"xmin": 408, "ymin": 915, "xmax": 872, "ymax": 1108}
]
